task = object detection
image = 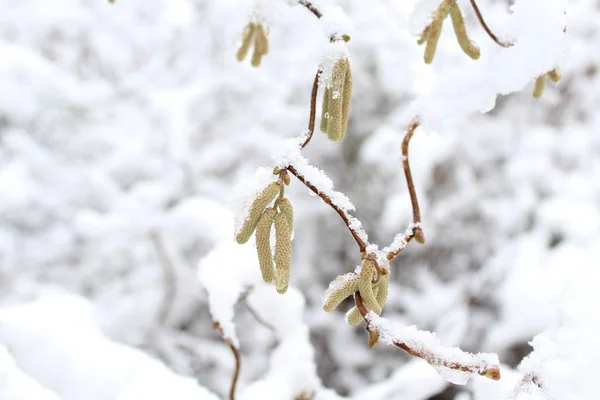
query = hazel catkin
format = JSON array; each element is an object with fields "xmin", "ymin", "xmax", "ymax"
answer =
[
  {"xmin": 449, "ymin": 3, "xmax": 480, "ymax": 60},
  {"xmin": 277, "ymin": 198, "xmax": 294, "ymax": 235},
  {"xmin": 327, "ymin": 58, "xmax": 351, "ymax": 142},
  {"xmin": 237, "ymin": 23, "xmax": 256, "ymax": 62},
  {"xmin": 255, "ymin": 207, "xmax": 276, "ymax": 283},
  {"xmin": 423, "ymin": 1, "xmax": 452, "ymax": 64},
  {"xmin": 322, "ymin": 273, "xmax": 359, "ymax": 312},
  {"xmin": 274, "ymin": 212, "xmax": 292, "ymax": 294},
  {"xmin": 235, "ymin": 182, "xmax": 280, "ymax": 244},
  {"xmin": 358, "ymin": 259, "xmax": 382, "ymax": 315}
]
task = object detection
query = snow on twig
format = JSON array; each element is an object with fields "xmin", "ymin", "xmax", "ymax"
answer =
[{"xmin": 355, "ymin": 293, "xmax": 500, "ymax": 385}]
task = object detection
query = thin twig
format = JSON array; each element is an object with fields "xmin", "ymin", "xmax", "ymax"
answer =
[
  {"xmin": 286, "ymin": 165, "xmax": 368, "ymax": 252},
  {"xmin": 300, "ymin": 70, "xmax": 321, "ymax": 149},
  {"xmin": 402, "ymin": 121, "xmax": 422, "ymax": 227},
  {"xmin": 213, "ymin": 323, "xmax": 242, "ymax": 400},
  {"xmin": 354, "ymin": 292, "xmax": 501, "ymax": 380},
  {"xmin": 469, "ymin": 0, "xmax": 512, "ymax": 48},
  {"xmin": 150, "ymin": 231, "xmax": 177, "ymax": 326},
  {"xmin": 298, "ymin": 0, "xmax": 322, "ymax": 19},
  {"xmin": 386, "ymin": 121, "xmax": 424, "ymax": 260}
]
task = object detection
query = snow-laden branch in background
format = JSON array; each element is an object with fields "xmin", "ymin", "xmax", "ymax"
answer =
[
  {"xmin": 406, "ymin": 0, "xmax": 567, "ymax": 130},
  {"xmin": 0, "ymin": 296, "xmax": 220, "ymax": 400},
  {"xmin": 355, "ymin": 293, "xmax": 501, "ymax": 385},
  {"xmin": 198, "ymin": 241, "xmax": 262, "ymax": 399},
  {"xmin": 508, "ymin": 260, "xmax": 599, "ymax": 400}
]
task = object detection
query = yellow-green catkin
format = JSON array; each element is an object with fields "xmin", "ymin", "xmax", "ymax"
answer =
[
  {"xmin": 320, "ymin": 88, "xmax": 331, "ymax": 133},
  {"xmin": 236, "ymin": 182, "xmax": 280, "ymax": 244},
  {"xmin": 250, "ymin": 23, "xmax": 269, "ymax": 67},
  {"xmin": 326, "ymin": 58, "xmax": 351, "ymax": 142},
  {"xmin": 375, "ymin": 274, "xmax": 389, "ymax": 311},
  {"xmin": 323, "ymin": 274, "xmax": 359, "ymax": 312},
  {"xmin": 449, "ymin": 3, "xmax": 480, "ymax": 60},
  {"xmin": 278, "ymin": 198, "xmax": 294, "ymax": 234},
  {"xmin": 533, "ymin": 75, "xmax": 546, "ymax": 99},
  {"xmin": 341, "ymin": 62, "xmax": 352, "ymax": 138},
  {"xmin": 237, "ymin": 23, "xmax": 256, "ymax": 62},
  {"xmin": 274, "ymin": 212, "xmax": 292, "ymax": 294},
  {"xmin": 423, "ymin": 1, "xmax": 453, "ymax": 64},
  {"xmin": 255, "ymin": 24, "xmax": 269, "ymax": 56},
  {"xmin": 255, "ymin": 208, "xmax": 276, "ymax": 283},
  {"xmin": 358, "ymin": 259, "xmax": 382, "ymax": 314},
  {"xmin": 345, "ymin": 306, "xmax": 363, "ymax": 326}
]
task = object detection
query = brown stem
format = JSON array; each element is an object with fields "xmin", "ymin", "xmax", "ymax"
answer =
[
  {"xmin": 224, "ymin": 338, "xmax": 241, "ymax": 400},
  {"xmin": 298, "ymin": 0, "xmax": 322, "ymax": 18},
  {"xmin": 468, "ymin": 0, "xmax": 512, "ymax": 48},
  {"xmin": 213, "ymin": 322, "xmax": 241, "ymax": 400},
  {"xmin": 386, "ymin": 121, "xmax": 424, "ymax": 260},
  {"xmin": 354, "ymin": 292, "xmax": 501, "ymax": 380},
  {"xmin": 402, "ymin": 121, "xmax": 421, "ymax": 226},
  {"xmin": 286, "ymin": 165, "xmax": 368, "ymax": 252},
  {"xmin": 300, "ymin": 70, "xmax": 321, "ymax": 149}
]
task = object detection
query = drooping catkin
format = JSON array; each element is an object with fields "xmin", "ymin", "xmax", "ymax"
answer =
[
  {"xmin": 423, "ymin": 1, "xmax": 453, "ymax": 64},
  {"xmin": 236, "ymin": 182, "xmax": 280, "ymax": 244},
  {"xmin": 251, "ymin": 35, "xmax": 263, "ymax": 67},
  {"xmin": 375, "ymin": 274, "xmax": 389, "ymax": 311},
  {"xmin": 341, "ymin": 61, "xmax": 352, "ymax": 139},
  {"xmin": 345, "ymin": 306, "xmax": 363, "ymax": 326},
  {"xmin": 533, "ymin": 75, "xmax": 546, "ymax": 99},
  {"xmin": 323, "ymin": 274, "xmax": 359, "ymax": 312},
  {"xmin": 278, "ymin": 198, "xmax": 294, "ymax": 234},
  {"xmin": 320, "ymin": 88, "xmax": 331, "ymax": 133},
  {"xmin": 274, "ymin": 212, "xmax": 292, "ymax": 294},
  {"xmin": 358, "ymin": 259, "xmax": 382, "ymax": 314},
  {"xmin": 237, "ymin": 23, "xmax": 256, "ymax": 62},
  {"xmin": 255, "ymin": 24, "xmax": 269, "ymax": 56},
  {"xmin": 326, "ymin": 58, "xmax": 351, "ymax": 142},
  {"xmin": 255, "ymin": 208, "xmax": 276, "ymax": 283},
  {"xmin": 449, "ymin": 3, "xmax": 480, "ymax": 60}
]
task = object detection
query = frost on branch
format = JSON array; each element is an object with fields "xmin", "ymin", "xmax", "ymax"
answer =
[{"xmin": 364, "ymin": 311, "xmax": 500, "ymax": 384}]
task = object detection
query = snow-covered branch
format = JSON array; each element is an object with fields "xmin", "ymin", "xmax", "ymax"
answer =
[{"xmin": 355, "ymin": 293, "xmax": 501, "ymax": 384}]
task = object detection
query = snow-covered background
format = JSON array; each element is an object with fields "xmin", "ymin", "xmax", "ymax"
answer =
[{"xmin": 0, "ymin": 0, "xmax": 598, "ymax": 399}]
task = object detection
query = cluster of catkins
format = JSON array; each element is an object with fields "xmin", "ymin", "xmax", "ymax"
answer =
[
  {"xmin": 322, "ymin": 255, "xmax": 389, "ymax": 327},
  {"xmin": 418, "ymin": 0, "xmax": 480, "ymax": 64},
  {"xmin": 235, "ymin": 169, "xmax": 293, "ymax": 294},
  {"xmin": 320, "ymin": 57, "xmax": 353, "ymax": 142},
  {"xmin": 237, "ymin": 22, "xmax": 269, "ymax": 67},
  {"xmin": 418, "ymin": 0, "xmax": 561, "ymax": 97}
]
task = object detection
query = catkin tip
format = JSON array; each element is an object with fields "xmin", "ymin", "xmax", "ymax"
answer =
[
  {"xmin": 345, "ymin": 306, "xmax": 364, "ymax": 326},
  {"xmin": 358, "ymin": 259, "xmax": 382, "ymax": 314}
]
